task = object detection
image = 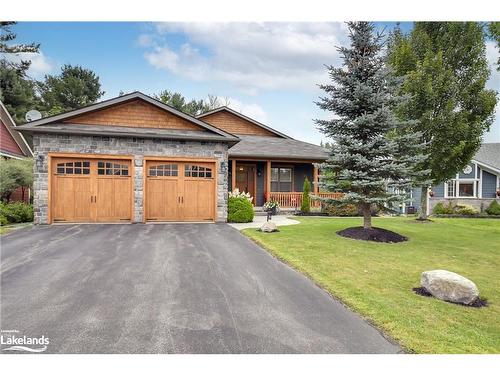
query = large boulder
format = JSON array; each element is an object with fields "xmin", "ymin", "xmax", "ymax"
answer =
[
  {"xmin": 259, "ymin": 221, "xmax": 279, "ymax": 233},
  {"xmin": 421, "ymin": 270, "xmax": 479, "ymax": 305}
]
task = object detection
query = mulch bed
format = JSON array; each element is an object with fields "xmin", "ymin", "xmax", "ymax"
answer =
[
  {"xmin": 412, "ymin": 287, "xmax": 488, "ymax": 308},
  {"xmin": 336, "ymin": 226, "xmax": 408, "ymax": 243}
]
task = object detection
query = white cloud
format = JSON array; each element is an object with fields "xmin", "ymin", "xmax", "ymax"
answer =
[
  {"xmin": 226, "ymin": 98, "xmax": 268, "ymax": 124},
  {"xmin": 1, "ymin": 50, "xmax": 55, "ymax": 79},
  {"xmin": 142, "ymin": 22, "xmax": 349, "ymax": 93}
]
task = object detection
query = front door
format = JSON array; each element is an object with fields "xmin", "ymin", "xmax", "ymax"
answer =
[{"xmin": 235, "ymin": 164, "xmax": 256, "ymax": 203}]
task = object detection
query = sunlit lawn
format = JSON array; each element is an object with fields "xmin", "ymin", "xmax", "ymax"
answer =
[{"xmin": 243, "ymin": 216, "xmax": 500, "ymax": 353}]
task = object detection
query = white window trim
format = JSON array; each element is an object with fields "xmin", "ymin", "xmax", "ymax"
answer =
[{"xmin": 443, "ymin": 163, "xmax": 481, "ymax": 199}]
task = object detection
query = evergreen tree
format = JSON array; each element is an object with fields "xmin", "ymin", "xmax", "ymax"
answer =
[
  {"xmin": 154, "ymin": 90, "xmax": 227, "ymax": 116},
  {"xmin": 0, "ymin": 21, "xmax": 40, "ymax": 75},
  {"xmin": 316, "ymin": 22, "xmax": 424, "ymax": 230},
  {"xmin": 153, "ymin": 90, "xmax": 229, "ymax": 116},
  {"xmin": 0, "ymin": 21, "xmax": 41, "ymax": 125},
  {"xmin": 38, "ymin": 64, "xmax": 104, "ymax": 115},
  {"xmin": 387, "ymin": 22, "xmax": 497, "ymax": 219},
  {"xmin": 301, "ymin": 177, "xmax": 311, "ymax": 213}
]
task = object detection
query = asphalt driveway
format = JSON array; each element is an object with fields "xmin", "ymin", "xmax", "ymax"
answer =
[{"xmin": 1, "ymin": 224, "xmax": 401, "ymax": 353}]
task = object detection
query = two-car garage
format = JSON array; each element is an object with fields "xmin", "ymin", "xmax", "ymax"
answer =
[{"xmin": 50, "ymin": 155, "xmax": 217, "ymax": 224}]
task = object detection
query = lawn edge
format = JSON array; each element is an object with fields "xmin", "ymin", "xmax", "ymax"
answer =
[{"xmin": 242, "ymin": 228, "xmax": 411, "ymax": 354}]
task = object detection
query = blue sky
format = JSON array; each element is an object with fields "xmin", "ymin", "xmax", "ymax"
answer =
[{"xmin": 11, "ymin": 22, "xmax": 500, "ymax": 144}]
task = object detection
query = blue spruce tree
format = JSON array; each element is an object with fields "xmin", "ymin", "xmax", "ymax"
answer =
[{"xmin": 316, "ymin": 22, "xmax": 425, "ymax": 231}]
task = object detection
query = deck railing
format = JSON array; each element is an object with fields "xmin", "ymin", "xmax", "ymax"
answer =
[{"xmin": 269, "ymin": 192, "xmax": 343, "ymax": 209}]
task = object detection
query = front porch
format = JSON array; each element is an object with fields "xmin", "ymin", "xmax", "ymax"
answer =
[{"xmin": 229, "ymin": 159, "xmax": 341, "ymax": 208}]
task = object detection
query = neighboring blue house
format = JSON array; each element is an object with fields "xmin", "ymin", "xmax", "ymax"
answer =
[{"xmin": 401, "ymin": 143, "xmax": 500, "ymax": 214}]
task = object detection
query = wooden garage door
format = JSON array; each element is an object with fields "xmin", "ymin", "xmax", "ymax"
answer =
[
  {"xmin": 51, "ymin": 158, "xmax": 132, "ymax": 223},
  {"xmin": 145, "ymin": 161, "xmax": 215, "ymax": 222}
]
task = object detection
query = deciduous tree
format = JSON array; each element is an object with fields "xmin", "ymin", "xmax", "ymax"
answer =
[{"xmin": 387, "ymin": 22, "xmax": 497, "ymax": 219}]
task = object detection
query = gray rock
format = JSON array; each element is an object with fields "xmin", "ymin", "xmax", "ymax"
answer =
[
  {"xmin": 259, "ymin": 221, "xmax": 279, "ymax": 233},
  {"xmin": 421, "ymin": 270, "xmax": 479, "ymax": 305}
]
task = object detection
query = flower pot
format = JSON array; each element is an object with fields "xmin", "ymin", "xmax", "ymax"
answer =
[{"xmin": 429, "ymin": 191, "xmax": 434, "ymax": 197}]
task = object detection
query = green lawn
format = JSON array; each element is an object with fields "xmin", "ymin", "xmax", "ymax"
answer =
[{"xmin": 243, "ymin": 217, "xmax": 500, "ymax": 353}]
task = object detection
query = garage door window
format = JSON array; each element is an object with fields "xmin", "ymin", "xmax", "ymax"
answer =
[
  {"xmin": 97, "ymin": 161, "xmax": 129, "ymax": 176},
  {"xmin": 148, "ymin": 164, "xmax": 178, "ymax": 177},
  {"xmin": 185, "ymin": 164, "xmax": 212, "ymax": 178},
  {"xmin": 56, "ymin": 161, "xmax": 90, "ymax": 175}
]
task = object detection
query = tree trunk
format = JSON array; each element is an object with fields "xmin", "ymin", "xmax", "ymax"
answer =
[
  {"xmin": 418, "ymin": 186, "xmax": 428, "ymax": 220},
  {"xmin": 362, "ymin": 204, "xmax": 372, "ymax": 229}
]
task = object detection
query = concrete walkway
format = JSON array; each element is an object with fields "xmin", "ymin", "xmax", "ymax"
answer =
[{"xmin": 228, "ymin": 215, "xmax": 300, "ymax": 230}]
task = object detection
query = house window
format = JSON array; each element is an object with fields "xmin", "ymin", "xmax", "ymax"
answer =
[
  {"xmin": 271, "ymin": 167, "xmax": 292, "ymax": 192},
  {"xmin": 185, "ymin": 165, "xmax": 212, "ymax": 178},
  {"xmin": 148, "ymin": 164, "xmax": 178, "ymax": 177},
  {"xmin": 56, "ymin": 161, "xmax": 90, "ymax": 175},
  {"xmin": 97, "ymin": 161, "xmax": 129, "ymax": 176},
  {"xmin": 447, "ymin": 180, "xmax": 456, "ymax": 197},
  {"xmin": 446, "ymin": 179, "xmax": 478, "ymax": 198},
  {"xmin": 458, "ymin": 182, "xmax": 474, "ymax": 197}
]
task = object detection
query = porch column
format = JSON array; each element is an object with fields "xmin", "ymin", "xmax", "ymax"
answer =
[
  {"xmin": 266, "ymin": 160, "xmax": 271, "ymax": 201},
  {"xmin": 231, "ymin": 159, "xmax": 236, "ymax": 192},
  {"xmin": 313, "ymin": 164, "xmax": 319, "ymax": 194}
]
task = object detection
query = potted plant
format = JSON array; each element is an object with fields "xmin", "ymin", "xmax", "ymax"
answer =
[
  {"xmin": 263, "ymin": 200, "xmax": 280, "ymax": 215},
  {"xmin": 429, "ymin": 190, "xmax": 434, "ymax": 197}
]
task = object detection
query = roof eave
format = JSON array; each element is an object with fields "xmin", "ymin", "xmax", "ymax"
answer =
[
  {"xmin": 228, "ymin": 153, "xmax": 328, "ymax": 162},
  {"xmin": 16, "ymin": 126, "xmax": 240, "ymax": 146},
  {"xmin": 473, "ymin": 159, "xmax": 500, "ymax": 175}
]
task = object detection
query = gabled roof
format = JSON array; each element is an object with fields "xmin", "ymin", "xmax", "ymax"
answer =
[
  {"xmin": 473, "ymin": 143, "xmax": 500, "ymax": 174},
  {"xmin": 16, "ymin": 92, "xmax": 239, "ymax": 144},
  {"xmin": 0, "ymin": 101, "xmax": 33, "ymax": 157},
  {"xmin": 197, "ymin": 106, "xmax": 291, "ymax": 139}
]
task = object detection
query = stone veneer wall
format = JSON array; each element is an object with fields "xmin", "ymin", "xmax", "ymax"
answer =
[
  {"xmin": 429, "ymin": 197, "xmax": 500, "ymax": 213},
  {"xmin": 33, "ymin": 133, "xmax": 229, "ymax": 224}
]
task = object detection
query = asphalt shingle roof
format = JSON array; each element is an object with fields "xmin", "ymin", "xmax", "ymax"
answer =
[
  {"xmin": 474, "ymin": 143, "xmax": 500, "ymax": 171},
  {"xmin": 228, "ymin": 135, "xmax": 329, "ymax": 160}
]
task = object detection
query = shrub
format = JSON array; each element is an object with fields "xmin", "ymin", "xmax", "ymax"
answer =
[
  {"xmin": 486, "ymin": 200, "xmax": 500, "ymax": 216},
  {"xmin": 228, "ymin": 188, "xmax": 253, "ymax": 202},
  {"xmin": 0, "ymin": 215, "xmax": 7, "ymax": 226},
  {"xmin": 0, "ymin": 158, "xmax": 34, "ymax": 202},
  {"xmin": 263, "ymin": 200, "xmax": 279, "ymax": 212},
  {"xmin": 322, "ymin": 203, "xmax": 358, "ymax": 216},
  {"xmin": 0, "ymin": 202, "xmax": 34, "ymax": 224},
  {"xmin": 300, "ymin": 177, "xmax": 311, "ymax": 213},
  {"xmin": 454, "ymin": 204, "xmax": 478, "ymax": 216},
  {"xmin": 227, "ymin": 196, "xmax": 254, "ymax": 223},
  {"xmin": 433, "ymin": 202, "xmax": 454, "ymax": 215}
]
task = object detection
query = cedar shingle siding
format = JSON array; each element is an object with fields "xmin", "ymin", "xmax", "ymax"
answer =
[
  {"xmin": 64, "ymin": 99, "xmax": 206, "ymax": 132},
  {"xmin": 201, "ymin": 110, "xmax": 278, "ymax": 137}
]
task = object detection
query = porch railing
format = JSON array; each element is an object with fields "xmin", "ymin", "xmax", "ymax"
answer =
[{"xmin": 269, "ymin": 192, "xmax": 343, "ymax": 209}]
